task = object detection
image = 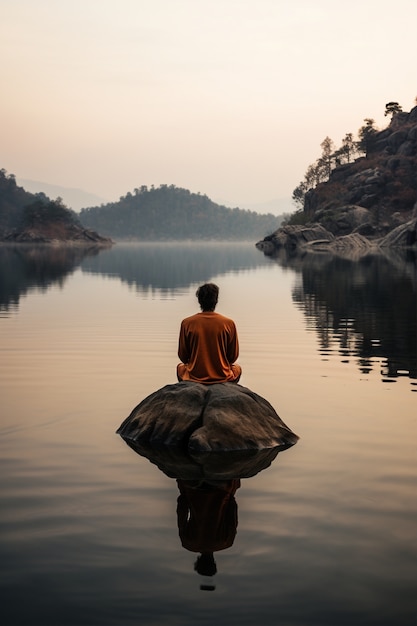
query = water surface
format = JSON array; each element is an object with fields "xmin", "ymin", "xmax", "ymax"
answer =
[{"xmin": 0, "ymin": 242, "xmax": 415, "ymax": 626}]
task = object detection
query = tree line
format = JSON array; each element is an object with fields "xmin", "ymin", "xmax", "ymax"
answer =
[
  {"xmin": 0, "ymin": 168, "xmax": 81, "ymax": 237},
  {"xmin": 79, "ymin": 184, "xmax": 280, "ymax": 240},
  {"xmin": 290, "ymin": 101, "xmax": 405, "ymax": 212}
]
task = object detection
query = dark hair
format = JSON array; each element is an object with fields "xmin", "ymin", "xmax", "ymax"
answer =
[
  {"xmin": 196, "ymin": 283, "xmax": 219, "ymax": 311},
  {"xmin": 194, "ymin": 553, "xmax": 217, "ymax": 576}
]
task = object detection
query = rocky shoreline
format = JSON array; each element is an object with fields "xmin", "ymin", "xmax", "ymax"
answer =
[
  {"xmin": 2, "ymin": 225, "xmax": 113, "ymax": 246},
  {"xmin": 256, "ymin": 214, "xmax": 417, "ymax": 259},
  {"xmin": 257, "ymin": 105, "xmax": 417, "ymax": 259}
]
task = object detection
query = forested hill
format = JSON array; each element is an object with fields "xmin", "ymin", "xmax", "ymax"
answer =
[
  {"xmin": 0, "ymin": 169, "xmax": 111, "ymax": 244},
  {"xmin": 79, "ymin": 185, "xmax": 281, "ymax": 240}
]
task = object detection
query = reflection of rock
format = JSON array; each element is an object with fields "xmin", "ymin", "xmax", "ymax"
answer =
[
  {"xmin": 117, "ymin": 384, "xmax": 298, "ymax": 588},
  {"xmin": 117, "ymin": 381, "xmax": 299, "ymax": 455},
  {"xmin": 120, "ymin": 438, "xmax": 286, "ymax": 480}
]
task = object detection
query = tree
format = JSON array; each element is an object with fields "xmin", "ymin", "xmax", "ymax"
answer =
[
  {"xmin": 320, "ymin": 136, "xmax": 335, "ymax": 178},
  {"xmin": 357, "ymin": 118, "xmax": 378, "ymax": 156},
  {"xmin": 291, "ymin": 156, "xmax": 328, "ymax": 210},
  {"xmin": 384, "ymin": 101, "xmax": 402, "ymax": 118},
  {"xmin": 306, "ymin": 160, "xmax": 327, "ymax": 187},
  {"xmin": 340, "ymin": 132, "xmax": 356, "ymax": 163},
  {"xmin": 292, "ymin": 182, "xmax": 307, "ymax": 208}
]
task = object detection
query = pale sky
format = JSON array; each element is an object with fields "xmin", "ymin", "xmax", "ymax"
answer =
[{"xmin": 1, "ymin": 0, "xmax": 416, "ymax": 212}]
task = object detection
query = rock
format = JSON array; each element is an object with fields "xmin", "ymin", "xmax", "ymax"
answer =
[
  {"xmin": 397, "ymin": 141, "xmax": 415, "ymax": 157},
  {"xmin": 303, "ymin": 232, "xmax": 374, "ymax": 255},
  {"xmin": 354, "ymin": 222, "xmax": 377, "ymax": 237},
  {"xmin": 255, "ymin": 238, "xmax": 276, "ymax": 256},
  {"xmin": 407, "ymin": 124, "xmax": 417, "ymax": 142},
  {"xmin": 4, "ymin": 225, "xmax": 112, "ymax": 245},
  {"xmin": 116, "ymin": 382, "xmax": 299, "ymax": 453},
  {"xmin": 256, "ymin": 213, "xmax": 377, "ymax": 258},
  {"xmin": 388, "ymin": 129, "xmax": 409, "ymax": 151},
  {"xmin": 379, "ymin": 217, "xmax": 417, "ymax": 248},
  {"xmin": 315, "ymin": 205, "xmax": 372, "ymax": 236},
  {"xmin": 283, "ymin": 105, "xmax": 417, "ymax": 241},
  {"xmin": 256, "ymin": 224, "xmax": 334, "ymax": 254}
]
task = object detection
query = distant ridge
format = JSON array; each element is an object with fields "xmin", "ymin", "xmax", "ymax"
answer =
[
  {"xmin": 18, "ymin": 179, "xmax": 108, "ymax": 212},
  {"xmin": 79, "ymin": 184, "xmax": 281, "ymax": 241}
]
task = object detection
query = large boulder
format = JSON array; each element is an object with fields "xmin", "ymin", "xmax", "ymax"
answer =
[
  {"xmin": 256, "ymin": 221, "xmax": 376, "ymax": 259},
  {"xmin": 314, "ymin": 205, "xmax": 373, "ymax": 235},
  {"xmin": 117, "ymin": 382, "xmax": 299, "ymax": 453},
  {"xmin": 256, "ymin": 224, "xmax": 334, "ymax": 255},
  {"xmin": 379, "ymin": 217, "xmax": 417, "ymax": 248},
  {"xmin": 301, "ymin": 232, "xmax": 376, "ymax": 259}
]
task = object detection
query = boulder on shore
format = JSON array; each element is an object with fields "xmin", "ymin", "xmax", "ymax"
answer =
[
  {"xmin": 379, "ymin": 217, "xmax": 417, "ymax": 248},
  {"xmin": 116, "ymin": 382, "xmax": 299, "ymax": 453},
  {"xmin": 256, "ymin": 223, "xmax": 376, "ymax": 259}
]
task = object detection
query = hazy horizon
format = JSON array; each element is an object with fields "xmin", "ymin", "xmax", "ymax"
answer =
[
  {"xmin": 17, "ymin": 176, "xmax": 292, "ymax": 214},
  {"xmin": 1, "ymin": 0, "xmax": 416, "ymax": 211}
]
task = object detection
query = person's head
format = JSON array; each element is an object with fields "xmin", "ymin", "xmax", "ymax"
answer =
[
  {"xmin": 196, "ymin": 283, "xmax": 219, "ymax": 312},
  {"xmin": 194, "ymin": 552, "xmax": 217, "ymax": 576}
]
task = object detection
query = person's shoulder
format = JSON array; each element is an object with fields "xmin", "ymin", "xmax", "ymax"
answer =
[
  {"xmin": 215, "ymin": 312, "xmax": 236, "ymax": 325},
  {"xmin": 181, "ymin": 312, "xmax": 201, "ymax": 324}
]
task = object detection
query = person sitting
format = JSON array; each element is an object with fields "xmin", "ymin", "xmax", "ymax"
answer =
[{"xmin": 177, "ymin": 283, "xmax": 242, "ymax": 384}]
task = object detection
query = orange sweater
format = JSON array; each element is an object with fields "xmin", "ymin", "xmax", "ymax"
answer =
[{"xmin": 178, "ymin": 311, "xmax": 239, "ymax": 384}]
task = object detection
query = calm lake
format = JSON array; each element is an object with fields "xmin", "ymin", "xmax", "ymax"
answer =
[{"xmin": 0, "ymin": 242, "xmax": 416, "ymax": 626}]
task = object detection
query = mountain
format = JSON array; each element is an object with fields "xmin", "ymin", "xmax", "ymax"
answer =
[
  {"xmin": 0, "ymin": 170, "xmax": 112, "ymax": 245},
  {"xmin": 18, "ymin": 179, "xmax": 108, "ymax": 212},
  {"xmin": 256, "ymin": 105, "xmax": 417, "ymax": 255},
  {"xmin": 79, "ymin": 185, "xmax": 281, "ymax": 240}
]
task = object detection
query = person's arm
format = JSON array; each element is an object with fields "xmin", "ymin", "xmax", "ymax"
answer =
[
  {"xmin": 226, "ymin": 322, "xmax": 239, "ymax": 364},
  {"xmin": 178, "ymin": 321, "xmax": 190, "ymax": 363}
]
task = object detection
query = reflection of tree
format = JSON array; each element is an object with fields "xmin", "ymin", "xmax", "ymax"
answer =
[
  {"xmin": 0, "ymin": 242, "xmax": 269, "ymax": 312},
  {"xmin": 0, "ymin": 245, "xmax": 104, "ymax": 312},
  {"xmin": 80, "ymin": 242, "xmax": 270, "ymax": 294},
  {"xmin": 290, "ymin": 253, "xmax": 416, "ymax": 379}
]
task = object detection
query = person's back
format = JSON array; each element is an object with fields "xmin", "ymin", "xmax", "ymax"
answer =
[{"xmin": 177, "ymin": 283, "xmax": 241, "ymax": 384}]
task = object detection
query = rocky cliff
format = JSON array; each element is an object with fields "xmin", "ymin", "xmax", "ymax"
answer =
[{"xmin": 257, "ymin": 106, "xmax": 417, "ymax": 255}]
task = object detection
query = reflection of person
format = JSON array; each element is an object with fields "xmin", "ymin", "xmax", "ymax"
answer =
[
  {"xmin": 177, "ymin": 283, "xmax": 242, "ymax": 384},
  {"xmin": 176, "ymin": 479, "xmax": 240, "ymax": 590},
  {"xmin": 176, "ymin": 479, "xmax": 240, "ymax": 553}
]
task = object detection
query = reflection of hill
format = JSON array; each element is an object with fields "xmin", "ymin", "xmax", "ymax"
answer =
[
  {"xmin": 276, "ymin": 251, "xmax": 416, "ymax": 380},
  {"xmin": 80, "ymin": 242, "xmax": 270, "ymax": 293},
  {"xmin": 0, "ymin": 244, "xmax": 104, "ymax": 312}
]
